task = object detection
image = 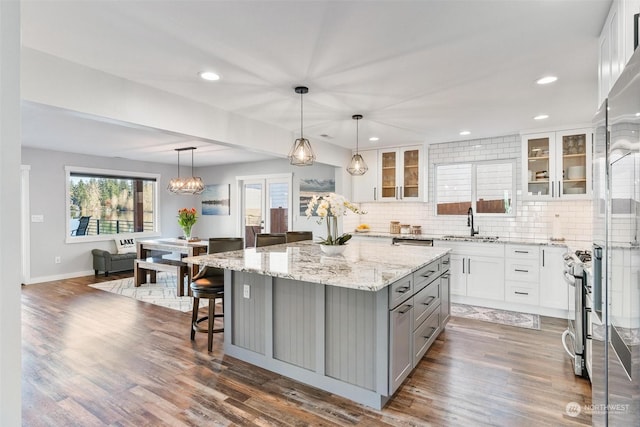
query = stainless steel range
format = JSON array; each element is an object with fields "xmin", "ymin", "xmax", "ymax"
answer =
[{"xmin": 562, "ymin": 249, "xmax": 591, "ymax": 379}]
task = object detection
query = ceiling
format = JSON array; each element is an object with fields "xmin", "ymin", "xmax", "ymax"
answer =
[{"xmin": 20, "ymin": 0, "xmax": 611, "ymax": 166}]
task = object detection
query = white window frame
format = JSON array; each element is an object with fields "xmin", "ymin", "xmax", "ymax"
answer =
[
  {"xmin": 65, "ymin": 166, "xmax": 161, "ymax": 243},
  {"xmin": 434, "ymin": 159, "xmax": 517, "ymax": 216}
]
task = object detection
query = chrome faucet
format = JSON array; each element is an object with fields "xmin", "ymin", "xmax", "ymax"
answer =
[{"xmin": 467, "ymin": 207, "xmax": 479, "ymax": 236}]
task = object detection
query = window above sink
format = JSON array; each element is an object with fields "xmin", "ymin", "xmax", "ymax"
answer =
[{"xmin": 435, "ymin": 159, "xmax": 516, "ymax": 216}]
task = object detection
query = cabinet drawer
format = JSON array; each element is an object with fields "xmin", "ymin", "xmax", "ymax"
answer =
[
  {"xmin": 505, "ymin": 245, "xmax": 539, "ymax": 260},
  {"xmin": 505, "ymin": 285, "xmax": 539, "ymax": 305},
  {"xmin": 389, "ymin": 274, "xmax": 414, "ymax": 309},
  {"xmin": 414, "ymin": 260, "xmax": 440, "ymax": 292},
  {"xmin": 413, "ymin": 280, "xmax": 440, "ymax": 327},
  {"xmin": 413, "ymin": 309, "xmax": 439, "ymax": 367},
  {"xmin": 505, "ymin": 259, "xmax": 540, "ymax": 283}
]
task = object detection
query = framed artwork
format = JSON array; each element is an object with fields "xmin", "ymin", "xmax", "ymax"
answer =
[
  {"xmin": 202, "ymin": 184, "xmax": 230, "ymax": 215},
  {"xmin": 299, "ymin": 178, "xmax": 335, "ymax": 216}
]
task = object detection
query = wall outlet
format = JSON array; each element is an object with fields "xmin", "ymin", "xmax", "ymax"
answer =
[
  {"xmin": 54, "ymin": 256, "xmax": 61, "ymax": 264},
  {"xmin": 243, "ymin": 284, "xmax": 250, "ymax": 299}
]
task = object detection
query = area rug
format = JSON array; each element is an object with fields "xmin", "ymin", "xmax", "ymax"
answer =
[
  {"xmin": 451, "ymin": 303, "xmax": 540, "ymax": 330},
  {"xmin": 88, "ymin": 272, "xmax": 208, "ymax": 313}
]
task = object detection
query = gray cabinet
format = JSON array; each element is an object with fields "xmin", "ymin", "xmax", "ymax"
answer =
[
  {"xmin": 388, "ymin": 254, "xmax": 449, "ymax": 394},
  {"xmin": 389, "ymin": 300, "xmax": 413, "ymax": 393}
]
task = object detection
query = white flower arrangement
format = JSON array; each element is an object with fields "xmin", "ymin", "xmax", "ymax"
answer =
[{"xmin": 305, "ymin": 193, "xmax": 365, "ymax": 245}]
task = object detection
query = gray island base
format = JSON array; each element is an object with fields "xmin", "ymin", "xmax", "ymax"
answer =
[{"xmin": 185, "ymin": 240, "xmax": 451, "ymax": 409}]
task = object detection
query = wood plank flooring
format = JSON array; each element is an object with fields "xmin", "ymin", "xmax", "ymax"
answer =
[{"xmin": 22, "ymin": 273, "xmax": 592, "ymax": 426}]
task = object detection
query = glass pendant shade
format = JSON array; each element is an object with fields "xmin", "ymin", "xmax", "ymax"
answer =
[
  {"xmin": 289, "ymin": 137, "xmax": 315, "ymax": 166},
  {"xmin": 288, "ymin": 86, "xmax": 315, "ymax": 166},
  {"xmin": 347, "ymin": 114, "xmax": 368, "ymax": 175},
  {"xmin": 347, "ymin": 153, "xmax": 368, "ymax": 175},
  {"xmin": 167, "ymin": 147, "xmax": 205, "ymax": 194}
]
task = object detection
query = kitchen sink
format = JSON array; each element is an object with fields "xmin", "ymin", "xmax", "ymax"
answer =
[{"xmin": 441, "ymin": 235, "xmax": 500, "ymax": 241}]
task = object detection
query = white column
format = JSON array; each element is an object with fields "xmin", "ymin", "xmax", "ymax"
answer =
[{"xmin": 0, "ymin": 0, "xmax": 22, "ymax": 425}]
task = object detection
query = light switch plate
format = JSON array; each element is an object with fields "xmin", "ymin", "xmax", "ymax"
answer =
[
  {"xmin": 31, "ymin": 214, "xmax": 44, "ymax": 223},
  {"xmin": 243, "ymin": 284, "xmax": 250, "ymax": 299}
]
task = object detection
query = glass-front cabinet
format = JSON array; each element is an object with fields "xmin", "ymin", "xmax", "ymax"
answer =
[
  {"xmin": 522, "ymin": 129, "xmax": 592, "ymax": 200},
  {"xmin": 378, "ymin": 146, "xmax": 423, "ymax": 201}
]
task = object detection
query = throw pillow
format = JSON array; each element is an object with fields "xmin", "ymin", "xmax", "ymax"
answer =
[{"xmin": 115, "ymin": 237, "xmax": 137, "ymax": 254}]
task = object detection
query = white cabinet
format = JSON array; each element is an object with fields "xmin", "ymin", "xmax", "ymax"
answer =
[
  {"xmin": 351, "ymin": 149, "xmax": 379, "ymax": 202},
  {"xmin": 434, "ymin": 241, "xmax": 504, "ymax": 301},
  {"xmin": 522, "ymin": 129, "xmax": 592, "ymax": 200},
  {"xmin": 539, "ymin": 246, "xmax": 568, "ymax": 311},
  {"xmin": 379, "ymin": 145, "xmax": 424, "ymax": 201},
  {"xmin": 504, "ymin": 245, "xmax": 540, "ymax": 306},
  {"xmin": 598, "ymin": 0, "xmax": 640, "ymax": 105}
]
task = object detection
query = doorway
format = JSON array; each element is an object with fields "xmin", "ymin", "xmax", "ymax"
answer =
[{"xmin": 238, "ymin": 174, "xmax": 292, "ymax": 248}]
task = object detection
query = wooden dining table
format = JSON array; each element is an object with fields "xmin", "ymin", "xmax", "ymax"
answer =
[{"xmin": 136, "ymin": 238, "xmax": 208, "ymax": 278}]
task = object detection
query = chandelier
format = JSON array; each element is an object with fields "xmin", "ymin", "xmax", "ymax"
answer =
[
  {"xmin": 167, "ymin": 147, "xmax": 205, "ymax": 195},
  {"xmin": 288, "ymin": 86, "xmax": 316, "ymax": 166},
  {"xmin": 347, "ymin": 114, "xmax": 368, "ymax": 175}
]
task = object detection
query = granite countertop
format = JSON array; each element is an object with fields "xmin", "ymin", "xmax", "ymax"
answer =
[
  {"xmin": 183, "ymin": 240, "xmax": 450, "ymax": 292},
  {"xmin": 354, "ymin": 231, "xmax": 592, "ymax": 250}
]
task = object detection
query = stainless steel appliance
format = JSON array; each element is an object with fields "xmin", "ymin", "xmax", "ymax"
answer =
[
  {"xmin": 591, "ymin": 37, "xmax": 640, "ymax": 425},
  {"xmin": 562, "ymin": 249, "xmax": 591, "ymax": 379}
]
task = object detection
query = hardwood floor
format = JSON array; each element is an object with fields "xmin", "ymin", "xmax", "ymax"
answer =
[{"xmin": 22, "ymin": 274, "xmax": 592, "ymax": 426}]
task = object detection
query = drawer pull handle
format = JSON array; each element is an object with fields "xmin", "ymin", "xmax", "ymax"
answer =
[
  {"xmin": 515, "ymin": 291, "xmax": 529, "ymax": 295},
  {"xmin": 515, "ymin": 269, "xmax": 529, "ymax": 273},
  {"xmin": 442, "ymin": 260, "xmax": 450, "ymax": 265},
  {"xmin": 396, "ymin": 286, "xmax": 411, "ymax": 294},
  {"xmin": 421, "ymin": 270, "xmax": 436, "ymax": 277},
  {"xmin": 586, "ymin": 334, "xmax": 593, "ymax": 340},
  {"xmin": 398, "ymin": 304, "xmax": 413, "ymax": 314},
  {"xmin": 515, "ymin": 250, "xmax": 529, "ymax": 254},
  {"xmin": 441, "ymin": 274, "xmax": 450, "ymax": 279},
  {"xmin": 423, "ymin": 327, "xmax": 437, "ymax": 340},
  {"xmin": 422, "ymin": 296, "xmax": 436, "ymax": 306}
]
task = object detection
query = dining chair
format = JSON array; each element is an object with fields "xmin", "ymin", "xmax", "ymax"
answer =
[
  {"xmin": 285, "ymin": 231, "xmax": 313, "ymax": 243},
  {"xmin": 190, "ymin": 237, "xmax": 243, "ymax": 352},
  {"xmin": 255, "ymin": 233, "xmax": 286, "ymax": 247}
]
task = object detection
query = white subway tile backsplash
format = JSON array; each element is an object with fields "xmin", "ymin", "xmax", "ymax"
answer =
[{"xmin": 344, "ymin": 133, "xmax": 593, "ymax": 242}]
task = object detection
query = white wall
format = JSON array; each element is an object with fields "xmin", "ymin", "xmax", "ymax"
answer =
[
  {"xmin": 0, "ymin": 1, "xmax": 22, "ymax": 424},
  {"xmin": 22, "ymin": 147, "xmax": 200, "ymax": 282},
  {"xmin": 195, "ymin": 158, "xmax": 343, "ymax": 240},
  {"xmin": 345, "ymin": 134, "xmax": 593, "ymax": 244}
]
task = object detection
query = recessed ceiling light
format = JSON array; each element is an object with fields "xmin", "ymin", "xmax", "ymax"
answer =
[
  {"xmin": 369, "ymin": 137, "xmax": 379, "ymax": 142},
  {"xmin": 534, "ymin": 114, "xmax": 549, "ymax": 120},
  {"xmin": 536, "ymin": 76, "xmax": 558, "ymax": 85},
  {"xmin": 199, "ymin": 71, "xmax": 220, "ymax": 81},
  {"xmin": 635, "ymin": 112, "xmax": 640, "ymax": 117},
  {"xmin": 459, "ymin": 131, "xmax": 471, "ymax": 136}
]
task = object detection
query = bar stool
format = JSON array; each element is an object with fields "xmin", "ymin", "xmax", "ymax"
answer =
[
  {"xmin": 255, "ymin": 233, "xmax": 286, "ymax": 247},
  {"xmin": 190, "ymin": 237, "xmax": 243, "ymax": 352},
  {"xmin": 285, "ymin": 231, "xmax": 313, "ymax": 243}
]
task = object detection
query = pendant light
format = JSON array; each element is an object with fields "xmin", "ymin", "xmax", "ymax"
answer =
[
  {"xmin": 167, "ymin": 147, "xmax": 205, "ymax": 195},
  {"xmin": 288, "ymin": 86, "xmax": 316, "ymax": 166},
  {"xmin": 347, "ymin": 114, "xmax": 368, "ymax": 175}
]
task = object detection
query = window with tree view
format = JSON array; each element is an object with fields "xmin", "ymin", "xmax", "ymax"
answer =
[{"xmin": 67, "ymin": 168, "xmax": 158, "ymax": 237}]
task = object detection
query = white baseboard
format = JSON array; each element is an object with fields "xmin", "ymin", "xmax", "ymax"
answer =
[{"xmin": 24, "ymin": 269, "xmax": 95, "ymax": 285}]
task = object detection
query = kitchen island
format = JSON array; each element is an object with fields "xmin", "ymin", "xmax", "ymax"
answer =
[{"xmin": 184, "ymin": 239, "xmax": 450, "ymax": 409}]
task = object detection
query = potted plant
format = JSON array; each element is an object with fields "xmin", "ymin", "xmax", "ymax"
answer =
[{"xmin": 305, "ymin": 193, "xmax": 365, "ymax": 255}]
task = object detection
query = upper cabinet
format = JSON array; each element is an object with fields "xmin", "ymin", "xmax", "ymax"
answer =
[
  {"xmin": 379, "ymin": 146, "xmax": 423, "ymax": 201},
  {"xmin": 598, "ymin": 0, "xmax": 640, "ymax": 105},
  {"xmin": 351, "ymin": 149, "xmax": 379, "ymax": 202},
  {"xmin": 522, "ymin": 128, "xmax": 592, "ymax": 200},
  {"xmin": 351, "ymin": 145, "xmax": 425, "ymax": 202}
]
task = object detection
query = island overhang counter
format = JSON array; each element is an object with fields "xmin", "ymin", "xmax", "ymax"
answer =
[{"xmin": 184, "ymin": 239, "xmax": 451, "ymax": 409}]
